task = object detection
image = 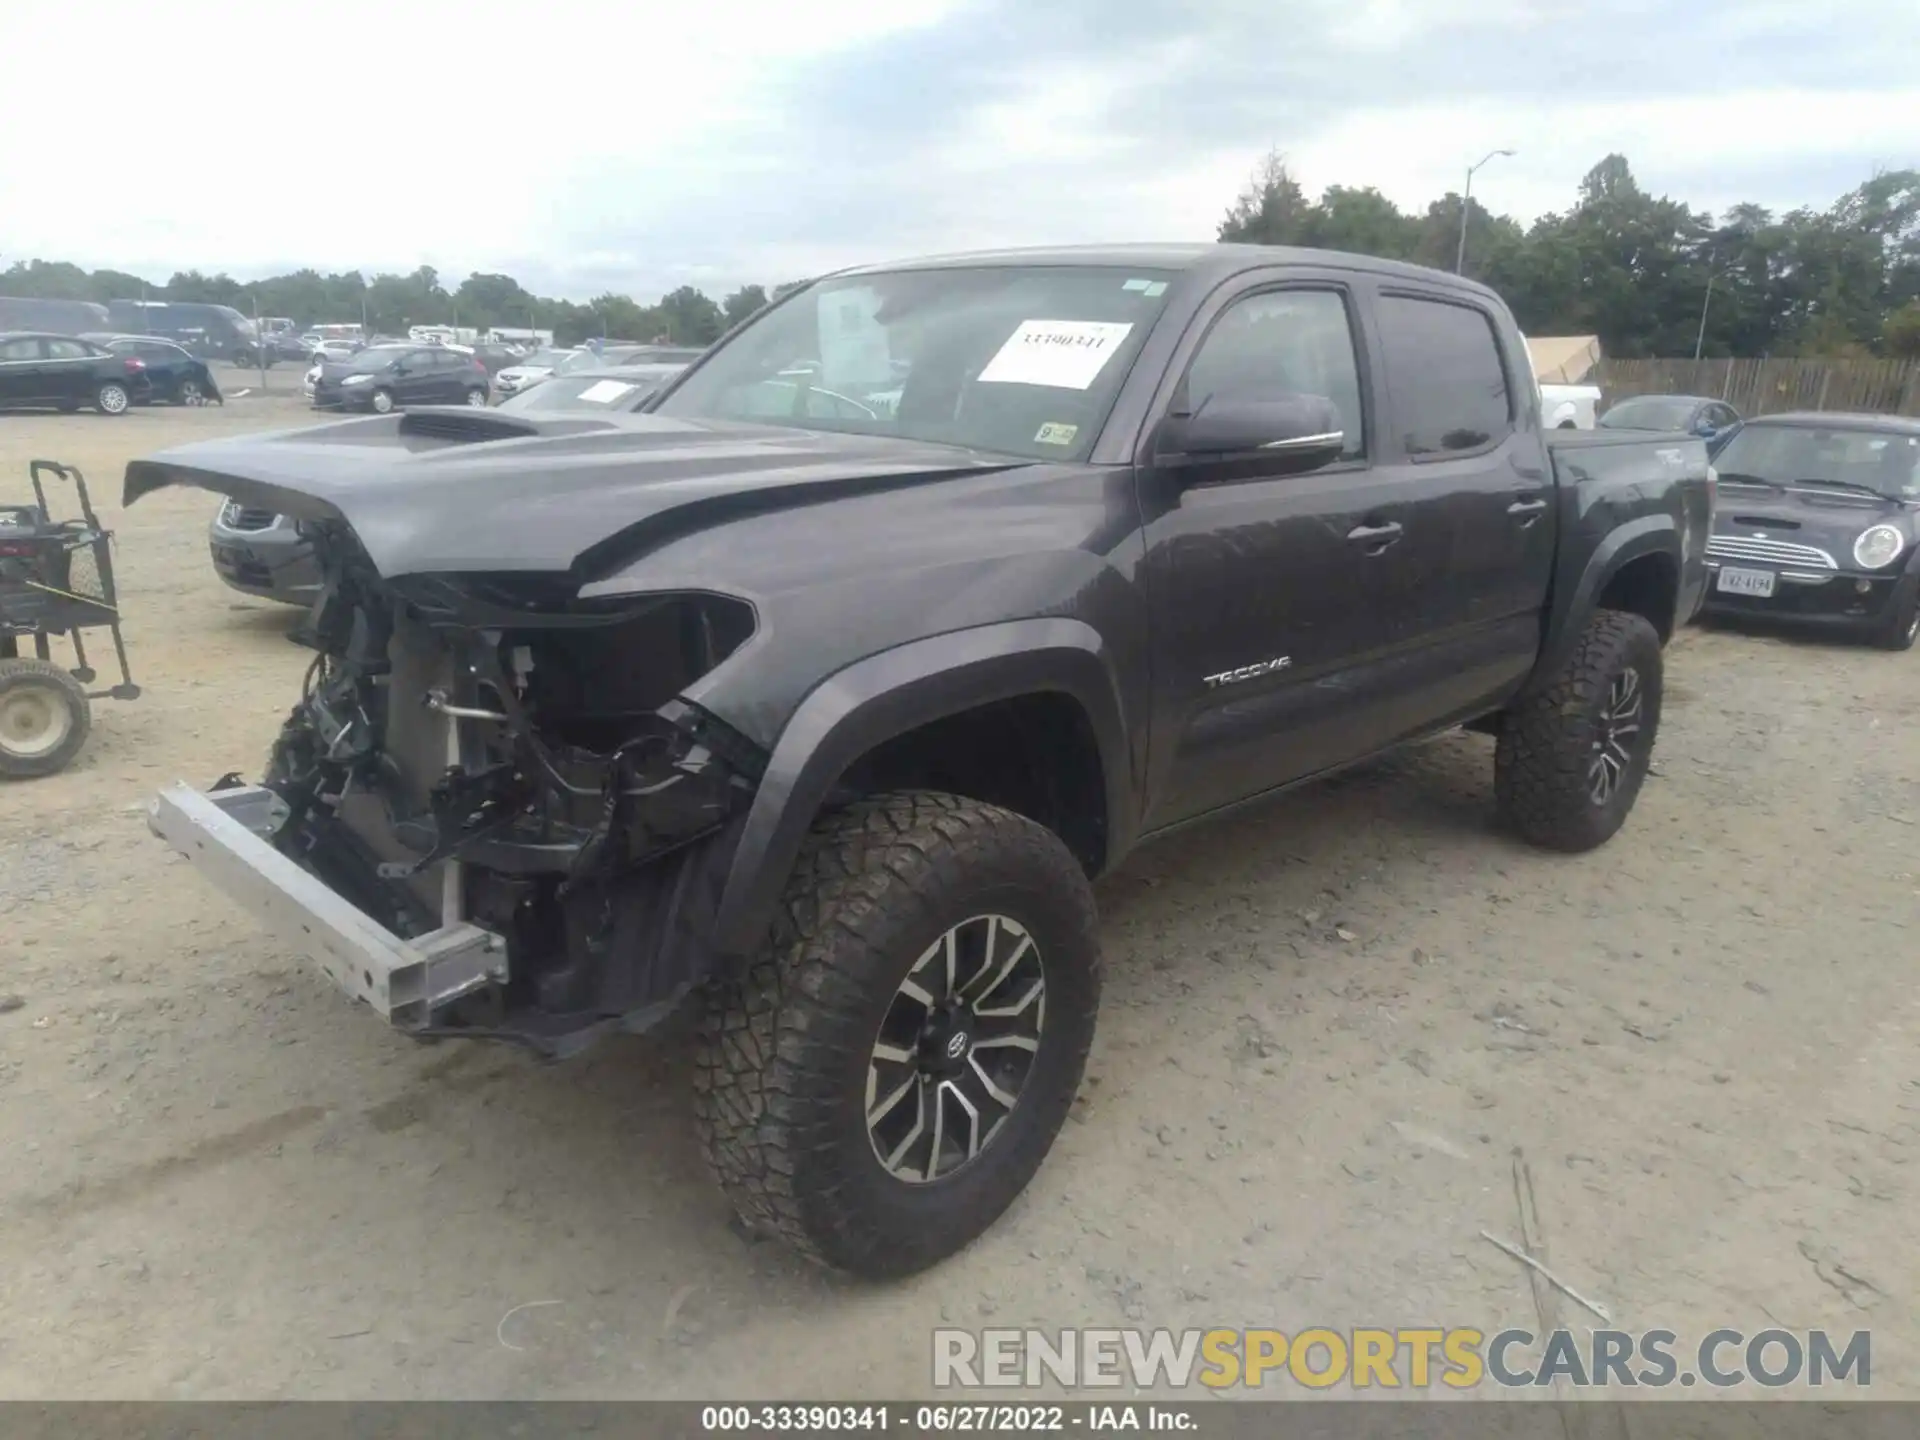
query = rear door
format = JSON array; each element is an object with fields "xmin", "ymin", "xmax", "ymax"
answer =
[
  {"xmin": 42, "ymin": 337, "xmax": 104, "ymax": 405},
  {"xmin": 1359, "ymin": 285, "xmax": 1554, "ymax": 728}
]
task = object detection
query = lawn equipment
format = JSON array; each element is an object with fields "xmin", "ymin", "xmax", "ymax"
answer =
[{"xmin": 0, "ymin": 460, "xmax": 139, "ymax": 778}]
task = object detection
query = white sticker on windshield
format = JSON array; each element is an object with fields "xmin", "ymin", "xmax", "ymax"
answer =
[
  {"xmin": 1035, "ymin": 422, "xmax": 1079, "ymax": 446},
  {"xmin": 978, "ymin": 320, "xmax": 1134, "ymax": 391},
  {"xmin": 576, "ymin": 380, "xmax": 636, "ymax": 404},
  {"xmin": 1141, "ymin": 281, "xmax": 1168, "ymax": 297}
]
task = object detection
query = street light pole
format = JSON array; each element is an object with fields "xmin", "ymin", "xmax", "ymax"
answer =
[
  {"xmin": 1456, "ymin": 148, "xmax": 1516, "ymax": 274},
  {"xmin": 1693, "ymin": 273, "xmax": 1717, "ymax": 361}
]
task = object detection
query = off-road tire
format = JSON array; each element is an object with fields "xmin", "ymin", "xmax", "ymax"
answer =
[
  {"xmin": 1495, "ymin": 609, "xmax": 1663, "ymax": 852},
  {"xmin": 1873, "ymin": 587, "xmax": 1920, "ymax": 651},
  {"xmin": 695, "ymin": 790, "xmax": 1101, "ymax": 1278},
  {"xmin": 0, "ymin": 658, "xmax": 92, "ymax": 779}
]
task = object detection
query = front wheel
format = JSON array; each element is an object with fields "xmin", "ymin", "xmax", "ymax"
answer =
[
  {"xmin": 0, "ymin": 658, "xmax": 92, "ymax": 779},
  {"xmin": 1495, "ymin": 609, "xmax": 1663, "ymax": 852},
  {"xmin": 1873, "ymin": 586, "xmax": 1919, "ymax": 651},
  {"xmin": 695, "ymin": 791, "xmax": 1101, "ymax": 1278},
  {"xmin": 94, "ymin": 382, "xmax": 130, "ymax": 415},
  {"xmin": 368, "ymin": 387, "xmax": 395, "ymax": 414}
]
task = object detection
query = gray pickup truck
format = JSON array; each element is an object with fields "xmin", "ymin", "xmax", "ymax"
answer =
[{"xmin": 126, "ymin": 244, "xmax": 1711, "ymax": 1277}]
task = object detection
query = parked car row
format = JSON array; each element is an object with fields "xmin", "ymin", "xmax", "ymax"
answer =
[{"xmin": 0, "ymin": 330, "xmax": 222, "ymax": 414}]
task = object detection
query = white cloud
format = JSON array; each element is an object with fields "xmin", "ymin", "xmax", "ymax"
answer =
[{"xmin": 1, "ymin": 0, "xmax": 1914, "ymax": 299}]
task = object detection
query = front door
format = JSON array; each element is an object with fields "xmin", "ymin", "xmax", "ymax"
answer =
[
  {"xmin": 0, "ymin": 335, "xmax": 44, "ymax": 405},
  {"xmin": 1137, "ymin": 280, "xmax": 1423, "ymax": 829}
]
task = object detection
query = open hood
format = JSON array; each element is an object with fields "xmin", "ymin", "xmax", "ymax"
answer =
[{"xmin": 125, "ymin": 409, "xmax": 1022, "ymax": 583}]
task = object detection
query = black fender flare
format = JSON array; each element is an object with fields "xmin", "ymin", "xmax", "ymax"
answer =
[
  {"xmin": 1528, "ymin": 515, "xmax": 1681, "ymax": 696},
  {"xmin": 709, "ymin": 617, "xmax": 1131, "ymax": 957}
]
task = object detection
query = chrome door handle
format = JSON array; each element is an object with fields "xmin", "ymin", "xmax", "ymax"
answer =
[
  {"xmin": 1346, "ymin": 521, "xmax": 1403, "ymax": 549},
  {"xmin": 1507, "ymin": 499, "xmax": 1548, "ymax": 515}
]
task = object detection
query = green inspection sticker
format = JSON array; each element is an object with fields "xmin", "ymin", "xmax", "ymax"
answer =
[{"xmin": 1035, "ymin": 422, "xmax": 1079, "ymax": 445}]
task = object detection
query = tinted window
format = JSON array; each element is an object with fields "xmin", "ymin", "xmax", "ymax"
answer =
[
  {"xmin": 1376, "ymin": 295, "xmax": 1511, "ymax": 455},
  {"xmin": 1183, "ymin": 288, "xmax": 1365, "ymax": 459},
  {"xmin": 1708, "ymin": 404, "xmax": 1739, "ymax": 429},
  {"xmin": 45, "ymin": 339, "xmax": 92, "ymax": 359},
  {"xmin": 139, "ymin": 341, "xmax": 187, "ymax": 359},
  {"xmin": 0, "ymin": 337, "xmax": 41, "ymax": 361}
]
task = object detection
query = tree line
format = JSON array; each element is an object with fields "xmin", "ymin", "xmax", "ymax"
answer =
[
  {"xmin": 6, "ymin": 151, "xmax": 1917, "ymax": 358},
  {"xmin": 0, "ymin": 259, "xmax": 786, "ymax": 348},
  {"xmin": 1220, "ymin": 152, "xmax": 1920, "ymax": 360}
]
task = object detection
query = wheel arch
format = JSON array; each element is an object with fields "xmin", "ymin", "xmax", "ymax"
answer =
[
  {"xmin": 709, "ymin": 618, "xmax": 1131, "ymax": 957},
  {"xmin": 1527, "ymin": 518, "xmax": 1680, "ymax": 699}
]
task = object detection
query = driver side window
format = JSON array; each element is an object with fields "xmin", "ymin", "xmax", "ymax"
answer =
[{"xmin": 1182, "ymin": 289, "xmax": 1365, "ymax": 459}]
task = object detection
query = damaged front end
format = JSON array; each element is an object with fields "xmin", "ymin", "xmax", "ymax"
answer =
[{"xmin": 151, "ymin": 520, "xmax": 763, "ymax": 1057}]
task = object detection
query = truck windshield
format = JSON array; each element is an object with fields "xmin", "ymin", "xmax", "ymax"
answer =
[
  {"xmin": 1713, "ymin": 424, "xmax": 1920, "ymax": 500},
  {"xmin": 653, "ymin": 265, "xmax": 1178, "ymax": 461},
  {"xmin": 1599, "ymin": 397, "xmax": 1696, "ymax": 430}
]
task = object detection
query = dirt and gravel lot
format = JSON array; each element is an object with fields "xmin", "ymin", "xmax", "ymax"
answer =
[{"xmin": 0, "ymin": 381, "xmax": 1915, "ymax": 1400}]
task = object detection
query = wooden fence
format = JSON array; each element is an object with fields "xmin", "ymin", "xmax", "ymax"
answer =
[{"xmin": 1597, "ymin": 357, "xmax": 1920, "ymax": 418}]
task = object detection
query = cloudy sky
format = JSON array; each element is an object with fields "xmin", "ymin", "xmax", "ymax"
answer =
[{"xmin": 3, "ymin": 0, "xmax": 1915, "ymax": 302}]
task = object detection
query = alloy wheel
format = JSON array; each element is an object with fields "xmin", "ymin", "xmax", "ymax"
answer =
[
  {"xmin": 1588, "ymin": 665, "xmax": 1643, "ymax": 804},
  {"xmin": 866, "ymin": 914, "xmax": 1046, "ymax": 1184}
]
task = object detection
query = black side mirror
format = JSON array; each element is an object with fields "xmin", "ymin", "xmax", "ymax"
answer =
[{"xmin": 1162, "ymin": 391, "xmax": 1346, "ymax": 474}]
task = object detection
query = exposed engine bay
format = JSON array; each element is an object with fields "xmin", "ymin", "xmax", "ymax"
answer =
[{"xmin": 252, "ymin": 520, "xmax": 764, "ymax": 1053}]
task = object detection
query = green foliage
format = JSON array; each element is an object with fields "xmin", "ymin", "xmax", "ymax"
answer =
[{"xmin": 1218, "ymin": 150, "xmax": 1920, "ymax": 358}]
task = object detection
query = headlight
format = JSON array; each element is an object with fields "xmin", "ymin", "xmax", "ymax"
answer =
[
  {"xmin": 1853, "ymin": 524, "xmax": 1905, "ymax": 569},
  {"xmin": 341, "ymin": 373, "xmax": 373, "ymax": 385}
]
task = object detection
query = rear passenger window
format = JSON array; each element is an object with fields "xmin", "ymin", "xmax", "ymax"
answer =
[
  {"xmin": 1183, "ymin": 289, "xmax": 1365, "ymax": 459},
  {"xmin": 1376, "ymin": 295, "xmax": 1512, "ymax": 456},
  {"xmin": 0, "ymin": 338, "xmax": 42, "ymax": 361}
]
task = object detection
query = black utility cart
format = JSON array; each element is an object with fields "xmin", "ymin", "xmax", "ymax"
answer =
[{"xmin": 0, "ymin": 460, "xmax": 139, "ymax": 778}]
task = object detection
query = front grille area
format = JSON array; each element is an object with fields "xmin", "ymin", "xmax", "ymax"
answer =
[
  {"xmin": 1707, "ymin": 534, "xmax": 1838, "ymax": 569},
  {"xmin": 219, "ymin": 499, "xmax": 278, "ymax": 531}
]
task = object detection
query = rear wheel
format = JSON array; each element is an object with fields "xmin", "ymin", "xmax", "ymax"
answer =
[
  {"xmin": 94, "ymin": 382, "xmax": 130, "ymax": 415},
  {"xmin": 178, "ymin": 377, "xmax": 206, "ymax": 406},
  {"xmin": 695, "ymin": 791, "xmax": 1101, "ymax": 1277},
  {"xmin": 0, "ymin": 659, "xmax": 91, "ymax": 779},
  {"xmin": 1495, "ymin": 609, "xmax": 1663, "ymax": 852},
  {"xmin": 464, "ymin": 387, "xmax": 488, "ymax": 406}
]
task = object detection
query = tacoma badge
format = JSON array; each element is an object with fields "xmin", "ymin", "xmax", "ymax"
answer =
[{"xmin": 1203, "ymin": 656, "xmax": 1292, "ymax": 688}]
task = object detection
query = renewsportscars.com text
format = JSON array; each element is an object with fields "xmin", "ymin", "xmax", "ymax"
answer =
[{"xmin": 933, "ymin": 1327, "xmax": 1871, "ymax": 1391}]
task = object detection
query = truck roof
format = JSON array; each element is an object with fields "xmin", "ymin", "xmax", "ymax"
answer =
[{"xmin": 834, "ymin": 242, "xmax": 1505, "ymax": 301}]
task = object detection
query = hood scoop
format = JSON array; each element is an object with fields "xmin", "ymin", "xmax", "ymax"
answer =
[
  {"xmin": 1731, "ymin": 515, "xmax": 1799, "ymax": 529},
  {"xmin": 395, "ymin": 409, "xmax": 629, "ymax": 446}
]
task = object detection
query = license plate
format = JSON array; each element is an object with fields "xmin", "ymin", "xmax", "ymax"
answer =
[{"xmin": 1717, "ymin": 567, "xmax": 1775, "ymax": 597}]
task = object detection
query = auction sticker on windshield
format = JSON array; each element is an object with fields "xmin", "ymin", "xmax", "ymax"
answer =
[
  {"xmin": 575, "ymin": 380, "xmax": 636, "ymax": 404},
  {"xmin": 979, "ymin": 320, "xmax": 1134, "ymax": 390}
]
